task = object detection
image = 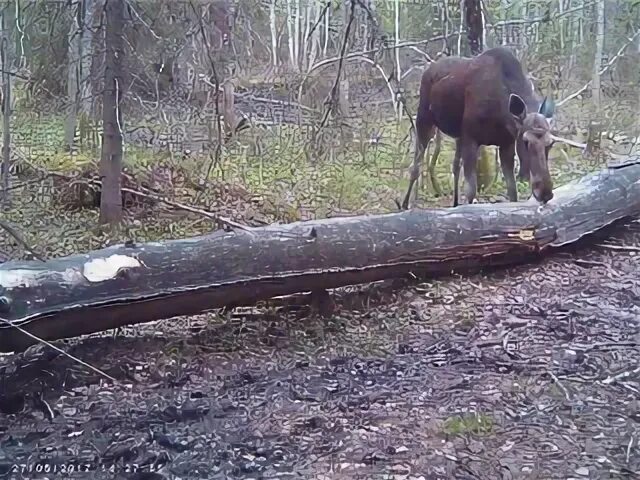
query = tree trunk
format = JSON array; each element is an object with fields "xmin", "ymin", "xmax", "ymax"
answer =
[
  {"xmin": 99, "ymin": 0, "xmax": 125, "ymax": 225},
  {"xmin": 0, "ymin": 6, "xmax": 12, "ymax": 207},
  {"xmin": 64, "ymin": 2, "xmax": 82, "ymax": 150},
  {"xmin": 2, "ymin": 162, "xmax": 640, "ymax": 352},
  {"xmin": 394, "ymin": 0, "xmax": 402, "ymax": 120},
  {"xmin": 286, "ymin": 0, "xmax": 297, "ymax": 71},
  {"xmin": 464, "ymin": 0, "xmax": 483, "ymax": 55},
  {"xmin": 592, "ymin": 0, "xmax": 605, "ymax": 109},
  {"xmin": 79, "ymin": 0, "xmax": 95, "ymax": 118},
  {"xmin": 269, "ymin": 0, "xmax": 278, "ymax": 67}
]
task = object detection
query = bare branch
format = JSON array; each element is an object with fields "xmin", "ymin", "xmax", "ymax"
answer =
[{"xmin": 558, "ymin": 30, "xmax": 640, "ymax": 107}]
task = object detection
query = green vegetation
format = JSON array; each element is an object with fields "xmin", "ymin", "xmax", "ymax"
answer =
[
  {"xmin": 442, "ymin": 413, "xmax": 495, "ymax": 436},
  {"xmin": 1, "ymin": 113, "xmax": 597, "ymax": 261}
]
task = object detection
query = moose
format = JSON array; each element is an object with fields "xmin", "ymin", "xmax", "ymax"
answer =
[{"xmin": 401, "ymin": 46, "xmax": 556, "ymax": 210}]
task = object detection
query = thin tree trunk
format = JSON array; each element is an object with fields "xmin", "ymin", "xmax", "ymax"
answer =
[
  {"xmin": 558, "ymin": 0, "xmax": 565, "ymax": 51},
  {"xmin": 323, "ymin": 2, "xmax": 329, "ymax": 57},
  {"xmin": 99, "ymin": 0, "xmax": 125, "ymax": 225},
  {"xmin": 592, "ymin": 0, "xmax": 605, "ymax": 109},
  {"xmin": 294, "ymin": 0, "xmax": 300, "ymax": 68},
  {"xmin": 394, "ymin": 0, "xmax": 401, "ymax": 120},
  {"xmin": 270, "ymin": 0, "xmax": 278, "ymax": 67},
  {"xmin": 286, "ymin": 0, "xmax": 297, "ymax": 71},
  {"xmin": 464, "ymin": 0, "xmax": 483, "ymax": 55},
  {"xmin": 501, "ymin": 0, "xmax": 507, "ymax": 45},
  {"xmin": 457, "ymin": 0, "xmax": 464, "ymax": 55},
  {"xmin": 307, "ymin": 1, "xmax": 321, "ymax": 71},
  {"xmin": 0, "ymin": 6, "xmax": 12, "ymax": 207},
  {"xmin": 79, "ymin": 0, "xmax": 95, "ymax": 119},
  {"xmin": 65, "ymin": 2, "xmax": 82, "ymax": 149}
]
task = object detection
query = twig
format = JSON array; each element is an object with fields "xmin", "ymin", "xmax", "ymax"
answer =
[
  {"xmin": 307, "ymin": 33, "xmax": 458, "ymax": 76},
  {"xmin": 602, "ymin": 366, "xmax": 640, "ymax": 384},
  {"xmin": 596, "ymin": 243, "xmax": 640, "ymax": 252},
  {"xmin": 124, "ymin": 0, "xmax": 161, "ymax": 40},
  {"xmin": 558, "ymin": 29, "xmax": 640, "ymax": 107},
  {"xmin": 296, "ymin": 32, "xmax": 461, "ymax": 110},
  {"xmin": 548, "ymin": 370, "xmax": 571, "ymax": 401},
  {"xmin": 305, "ymin": 1, "xmax": 330, "ymax": 43},
  {"xmin": 0, "ymin": 318, "xmax": 118, "ymax": 383},
  {"xmin": 0, "ymin": 219, "xmax": 45, "ymax": 261}
]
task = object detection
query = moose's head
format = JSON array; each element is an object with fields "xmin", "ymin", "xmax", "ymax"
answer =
[{"xmin": 509, "ymin": 93, "xmax": 556, "ymax": 204}]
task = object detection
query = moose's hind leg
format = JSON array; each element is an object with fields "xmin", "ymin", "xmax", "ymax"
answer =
[{"xmin": 402, "ymin": 113, "xmax": 435, "ymax": 210}]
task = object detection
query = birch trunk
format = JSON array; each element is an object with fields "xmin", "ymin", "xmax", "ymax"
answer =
[
  {"xmin": 294, "ymin": 0, "xmax": 300, "ymax": 68},
  {"xmin": 394, "ymin": 0, "xmax": 402, "ymax": 120},
  {"xmin": 270, "ymin": 0, "xmax": 278, "ymax": 67},
  {"xmin": 307, "ymin": 1, "xmax": 322, "ymax": 71},
  {"xmin": 323, "ymin": 2, "xmax": 329, "ymax": 57},
  {"xmin": 592, "ymin": 0, "xmax": 605, "ymax": 109},
  {"xmin": 65, "ymin": 3, "xmax": 82, "ymax": 149},
  {"xmin": 286, "ymin": 0, "xmax": 297, "ymax": 71}
]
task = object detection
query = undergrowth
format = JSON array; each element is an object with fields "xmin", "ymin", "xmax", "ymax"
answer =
[{"xmin": 1, "ymin": 114, "xmax": 596, "ymax": 260}]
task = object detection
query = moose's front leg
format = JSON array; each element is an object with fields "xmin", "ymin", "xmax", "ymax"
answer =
[
  {"xmin": 461, "ymin": 139, "xmax": 479, "ymax": 204},
  {"xmin": 499, "ymin": 143, "xmax": 518, "ymax": 202}
]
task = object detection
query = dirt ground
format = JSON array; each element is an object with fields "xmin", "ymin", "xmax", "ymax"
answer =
[{"xmin": 1, "ymin": 221, "xmax": 639, "ymax": 480}]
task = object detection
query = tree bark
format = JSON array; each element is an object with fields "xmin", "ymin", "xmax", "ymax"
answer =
[
  {"xmin": 99, "ymin": 0, "xmax": 125, "ymax": 225},
  {"xmin": 2, "ymin": 162, "xmax": 640, "ymax": 352}
]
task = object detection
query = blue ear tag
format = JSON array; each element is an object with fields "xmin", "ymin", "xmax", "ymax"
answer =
[{"xmin": 539, "ymin": 96, "xmax": 556, "ymax": 118}]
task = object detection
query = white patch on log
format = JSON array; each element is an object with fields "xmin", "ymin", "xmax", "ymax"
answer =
[
  {"xmin": 0, "ymin": 269, "xmax": 43, "ymax": 288},
  {"xmin": 82, "ymin": 255, "xmax": 141, "ymax": 283}
]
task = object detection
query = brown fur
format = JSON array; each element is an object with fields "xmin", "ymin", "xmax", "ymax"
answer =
[{"xmin": 402, "ymin": 47, "xmax": 555, "ymax": 209}]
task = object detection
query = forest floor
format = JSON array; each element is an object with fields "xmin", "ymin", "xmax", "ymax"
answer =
[{"xmin": 1, "ymin": 119, "xmax": 638, "ymax": 479}]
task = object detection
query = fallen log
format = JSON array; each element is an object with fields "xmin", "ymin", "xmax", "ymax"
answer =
[{"xmin": 1, "ymin": 161, "xmax": 640, "ymax": 353}]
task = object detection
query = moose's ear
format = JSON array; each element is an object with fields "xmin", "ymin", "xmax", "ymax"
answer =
[
  {"xmin": 538, "ymin": 96, "xmax": 556, "ymax": 118},
  {"xmin": 509, "ymin": 93, "xmax": 527, "ymax": 123}
]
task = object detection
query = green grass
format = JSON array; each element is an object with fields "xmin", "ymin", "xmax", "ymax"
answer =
[{"xmin": 442, "ymin": 413, "xmax": 495, "ymax": 436}]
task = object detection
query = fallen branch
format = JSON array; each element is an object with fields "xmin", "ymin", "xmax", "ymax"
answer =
[
  {"xmin": 0, "ymin": 317, "xmax": 117, "ymax": 382},
  {"xmin": 550, "ymin": 134, "xmax": 587, "ymax": 150},
  {"xmin": 595, "ymin": 243, "xmax": 640, "ymax": 252},
  {"xmin": 14, "ymin": 153, "xmax": 250, "ymax": 233},
  {"xmin": 2, "ymin": 162, "xmax": 640, "ymax": 352},
  {"xmin": 0, "ymin": 219, "xmax": 46, "ymax": 262}
]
